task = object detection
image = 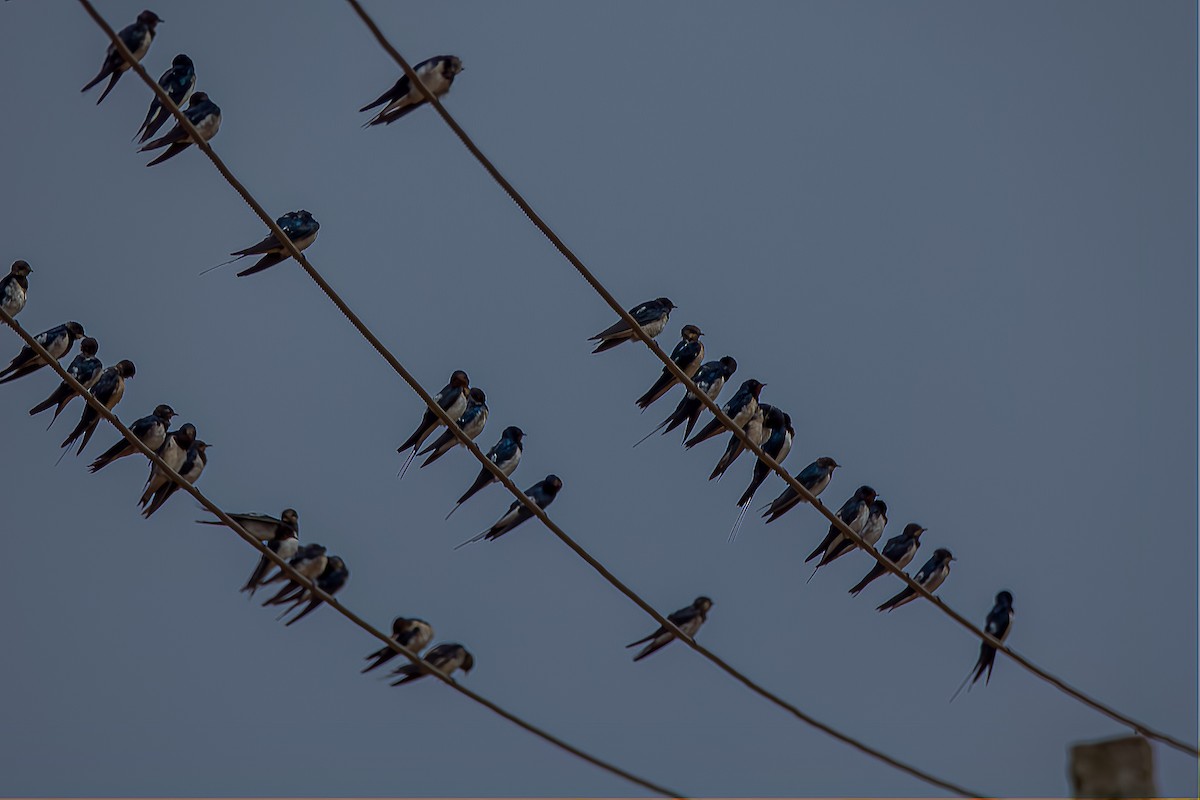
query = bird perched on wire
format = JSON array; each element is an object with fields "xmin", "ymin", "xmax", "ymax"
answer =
[
  {"xmin": 876, "ymin": 547, "xmax": 955, "ymax": 612},
  {"xmin": 445, "ymin": 425, "xmax": 524, "ymax": 519},
  {"xmin": 418, "ymin": 388, "xmax": 488, "ymax": 469},
  {"xmin": 707, "ymin": 402, "xmax": 769, "ymax": 483},
  {"xmin": 0, "ymin": 321, "xmax": 86, "ymax": 385},
  {"xmin": 272, "ymin": 556, "xmax": 348, "ymax": 626},
  {"xmin": 259, "ymin": 543, "xmax": 327, "ymax": 601},
  {"xmin": 589, "ymin": 297, "xmax": 676, "ymax": 354},
  {"xmin": 848, "ymin": 523, "xmax": 925, "ymax": 597},
  {"xmin": 88, "ymin": 404, "xmax": 176, "ymax": 473},
  {"xmin": 760, "ymin": 456, "xmax": 840, "ymax": 524},
  {"xmin": 134, "ymin": 54, "xmax": 195, "ymax": 143},
  {"xmin": 396, "ymin": 370, "xmax": 470, "ymax": 479},
  {"xmin": 729, "ymin": 408, "xmax": 793, "ymax": 541},
  {"xmin": 139, "ymin": 91, "xmax": 220, "ymax": 167},
  {"xmin": 236, "ymin": 513, "xmax": 301, "ymax": 596},
  {"xmin": 813, "ymin": 499, "xmax": 887, "ymax": 575},
  {"xmin": 197, "ymin": 507, "xmax": 299, "ymax": 542},
  {"xmin": 29, "ymin": 337, "xmax": 101, "ymax": 427},
  {"xmin": 804, "ymin": 485, "xmax": 878, "ymax": 576},
  {"xmin": 60, "ymin": 360, "xmax": 135, "ymax": 456},
  {"xmin": 951, "ymin": 591, "xmax": 1015, "ymax": 701},
  {"xmin": 206, "ymin": 210, "xmax": 321, "ymax": 278},
  {"xmin": 360, "ymin": 55, "xmax": 463, "ymax": 127},
  {"xmin": 80, "ymin": 9, "xmax": 162, "ymax": 105},
  {"xmin": 390, "ymin": 642, "xmax": 474, "ymax": 686},
  {"xmin": 635, "ymin": 324, "xmax": 704, "ymax": 409},
  {"xmin": 141, "ymin": 439, "xmax": 207, "ymax": 518},
  {"xmin": 627, "ymin": 597, "xmax": 713, "ymax": 661},
  {"xmin": 137, "ymin": 423, "xmax": 195, "ymax": 508},
  {"xmin": 684, "ymin": 379, "xmax": 765, "ymax": 449},
  {"xmin": 455, "ymin": 474, "xmax": 562, "ymax": 548},
  {"xmin": 1, "ymin": 260, "xmax": 31, "ymax": 319},
  {"xmin": 362, "ymin": 617, "xmax": 435, "ymax": 674},
  {"xmin": 635, "ymin": 356, "xmax": 738, "ymax": 446}
]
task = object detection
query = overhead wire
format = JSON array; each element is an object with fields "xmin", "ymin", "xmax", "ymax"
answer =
[
  {"xmin": 68, "ymin": 2, "xmax": 990, "ymax": 794},
  {"xmin": 0, "ymin": 306, "xmax": 684, "ymax": 799},
  {"xmin": 340, "ymin": 0, "xmax": 1200, "ymax": 759}
]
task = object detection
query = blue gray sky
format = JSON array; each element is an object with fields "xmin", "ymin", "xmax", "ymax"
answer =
[{"xmin": 0, "ymin": 1, "xmax": 1195, "ymax": 796}]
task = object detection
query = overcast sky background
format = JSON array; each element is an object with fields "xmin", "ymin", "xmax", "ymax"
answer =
[{"xmin": 0, "ymin": 1, "xmax": 1195, "ymax": 797}]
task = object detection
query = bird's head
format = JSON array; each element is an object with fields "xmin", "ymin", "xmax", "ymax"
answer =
[
  {"xmin": 80, "ymin": 337, "xmax": 100, "ymax": 356},
  {"xmin": 681, "ymin": 324, "xmax": 703, "ymax": 340},
  {"xmin": 10, "ymin": 260, "xmax": 31, "ymax": 277},
  {"xmin": 693, "ymin": 596, "xmax": 714, "ymax": 613},
  {"xmin": 468, "ymin": 387, "xmax": 487, "ymax": 404},
  {"xmin": 137, "ymin": 10, "xmax": 164, "ymax": 27},
  {"xmin": 281, "ymin": 508, "xmax": 300, "ymax": 530},
  {"xmin": 450, "ymin": 370, "xmax": 470, "ymax": 389},
  {"xmin": 816, "ymin": 456, "xmax": 840, "ymax": 471},
  {"xmin": 172, "ymin": 54, "xmax": 193, "ymax": 70},
  {"xmin": 856, "ymin": 485, "xmax": 878, "ymax": 504},
  {"xmin": 65, "ymin": 321, "xmax": 86, "ymax": 339},
  {"xmin": 154, "ymin": 404, "xmax": 177, "ymax": 421},
  {"xmin": 718, "ymin": 356, "xmax": 738, "ymax": 376},
  {"xmin": 115, "ymin": 359, "xmax": 136, "ymax": 378},
  {"xmin": 503, "ymin": 425, "xmax": 525, "ymax": 442}
]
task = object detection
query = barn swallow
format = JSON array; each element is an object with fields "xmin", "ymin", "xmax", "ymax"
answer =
[
  {"xmin": 707, "ymin": 402, "xmax": 769, "ymax": 482},
  {"xmin": 445, "ymin": 425, "xmax": 524, "ymax": 519},
  {"xmin": 760, "ymin": 457, "xmax": 840, "ymax": 523},
  {"xmin": 684, "ymin": 379, "xmax": 765, "ymax": 448},
  {"xmin": 139, "ymin": 91, "xmax": 220, "ymax": 167},
  {"xmin": 455, "ymin": 474, "xmax": 562, "ymax": 548},
  {"xmin": 876, "ymin": 547, "xmax": 955, "ymax": 612},
  {"xmin": 237, "ymin": 515, "xmax": 301, "ymax": 596},
  {"xmin": 396, "ymin": 370, "xmax": 470, "ymax": 478},
  {"xmin": 59, "ymin": 359, "xmax": 135, "ymax": 455},
  {"xmin": 134, "ymin": 54, "xmax": 195, "ymax": 143},
  {"xmin": 417, "ymin": 388, "xmax": 487, "ymax": 468},
  {"xmin": 848, "ymin": 523, "xmax": 925, "ymax": 596},
  {"xmin": 208, "ymin": 210, "xmax": 320, "ymax": 278},
  {"xmin": 29, "ymin": 337, "xmax": 101, "ymax": 426},
  {"xmin": 634, "ymin": 356, "xmax": 738, "ymax": 446},
  {"xmin": 817, "ymin": 499, "xmax": 888, "ymax": 570},
  {"xmin": 276, "ymin": 556, "xmax": 348, "ymax": 626},
  {"xmin": 390, "ymin": 642, "xmax": 474, "ymax": 686},
  {"xmin": 635, "ymin": 325, "xmax": 704, "ymax": 409},
  {"xmin": 589, "ymin": 298, "xmax": 676, "ymax": 354},
  {"xmin": 137, "ymin": 423, "xmax": 196, "ymax": 508},
  {"xmin": 360, "ymin": 55, "xmax": 463, "ymax": 127},
  {"xmin": 1, "ymin": 260, "xmax": 31, "ymax": 318},
  {"xmin": 87, "ymin": 403, "xmax": 175, "ymax": 472},
  {"xmin": 0, "ymin": 321, "xmax": 85, "ymax": 384},
  {"xmin": 81, "ymin": 9, "xmax": 162, "ymax": 105},
  {"xmin": 951, "ymin": 591, "xmax": 1015, "ymax": 701},
  {"xmin": 627, "ymin": 596, "xmax": 712, "ymax": 661},
  {"xmin": 362, "ymin": 617, "xmax": 435, "ymax": 673},
  {"xmin": 259, "ymin": 543, "xmax": 327, "ymax": 598},
  {"xmin": 197, "ymin": 508, "xmax": 299, "ymax": 542},
  {"xmin": 729, "ymin": 409, "xmax": 793, "ymax": 541},
  {"xmin": 141, "ymin": 439, "xmax": 208, "ymax": 518},
  {"xmin": 805, "ymin": 486, "xmax": 878, "ymax": 575}
]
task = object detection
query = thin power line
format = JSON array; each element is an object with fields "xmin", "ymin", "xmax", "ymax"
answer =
[
  {"xmin": 341, "ymin": 0, "xmax": 1200, "ymax": 759},
  {"xmin": 71, "ymin": 2, "xmax": 987, "ymax": 795},
  {"xmin": 0, "ymin": 306, "xmax": 683, "ymax": 798}
]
